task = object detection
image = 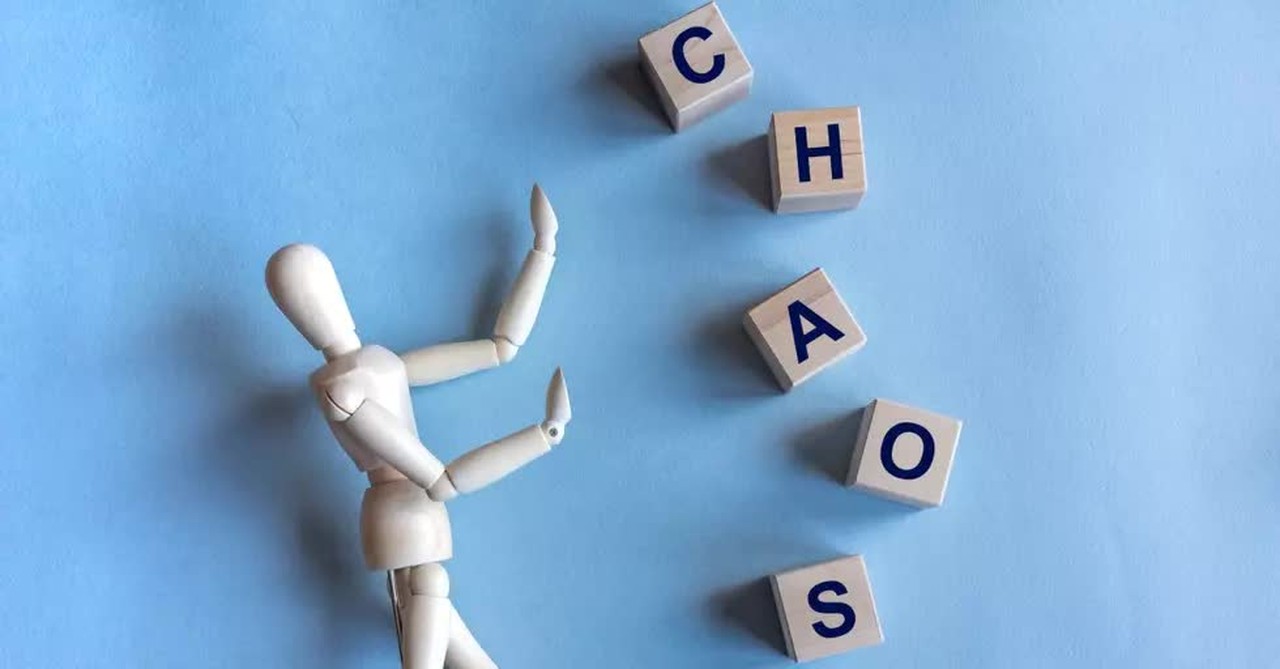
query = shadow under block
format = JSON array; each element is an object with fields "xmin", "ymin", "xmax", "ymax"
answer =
[
  {"xmin": 846, "ymin": 399, "xmax": 963, "ymax": 508},
  {"xmin": 770, "ymin": 555, "xmax": 884, "ymax": 662},
  {"xmin": 743, "ymin": 268, "xmax": 867, "ymax": 392},
  {"xmin": 638, "ymin": 2, "xmax": 753, "ymax": 131},
  {"xmin": 768, "ymin": 107, "xmax": 867, "ymax": 214}
]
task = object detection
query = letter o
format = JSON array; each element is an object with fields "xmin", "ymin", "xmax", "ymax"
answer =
[{"xmin": 879, "ymin": 421, "xmax": 935, "ymax": 480}]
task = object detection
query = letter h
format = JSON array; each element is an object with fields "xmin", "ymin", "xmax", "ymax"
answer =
[{"xmin": 794, "ymin": 123, "xmax": 843, "ymax": 183}]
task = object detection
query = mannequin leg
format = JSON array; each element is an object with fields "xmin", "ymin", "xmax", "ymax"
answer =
[
  {"xmin": 401, "ymin": 564, "xmax": 452, "ymax": 669},
  {"xmin": 444, "ymin": 603, "xmax": 498, "ymax": 669}
]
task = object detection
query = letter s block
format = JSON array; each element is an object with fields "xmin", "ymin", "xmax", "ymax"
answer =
[
  {"xmin": 769, "ymin": 107, "xmax": 867, "ymax": 214},
  {"xmin": 846, "ymin": 399, "xmax": 963, "ymax": 508},
  {"xmin": 638, "ymin": 2, "xmax": 753, "ymax": 131},
  {"xmin": 770, "ymin": 555, "xmax": 883, "ymax": 662},
  {"xmin": 744, "ymin": 268, "xmax": 867, "ymax": 392}
]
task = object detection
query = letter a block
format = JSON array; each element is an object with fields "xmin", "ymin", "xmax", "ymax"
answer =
[
  {"xmin": 846, "ymin": 399, "xmax": 963, "ymax": 508},
  {"xmin": 771, "ymin": 555, "xmax": 883, "ymax": 662},
  {"xmin": 768, "ymin": 107, "xmax": 867, "ymax": 214},
  {"xmin": 638, "ymin": 2, "xmax": 753, "ymax": 131},
  {"xmin": 744, "ymin": 268, "xmax": 867, "ymax": 392}
]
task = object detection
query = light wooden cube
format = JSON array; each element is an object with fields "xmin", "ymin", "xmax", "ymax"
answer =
[
  {"xmin": 743, "ymin": 268, "xmax": 867, "ymax": 392},
  {"xmin": 768, "ymin": 107, "xmax": 867, "ymax": 214},
  {"xmin": 638, "ymin": 2, "xmax": 753, "ymax": 131},
  {"xmin": 846, "ymin": 399, "xmax": 963, "ymax": 508},
  {"xmin": 771, "ymin": 555, "xmax": 883, "ymax": 662}
]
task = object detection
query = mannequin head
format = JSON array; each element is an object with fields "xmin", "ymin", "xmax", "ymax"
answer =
[{"xmin": 266, "ymin": 243, "xmax": 361, "ymax": 359}]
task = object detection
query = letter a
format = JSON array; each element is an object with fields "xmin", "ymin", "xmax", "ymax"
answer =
[{"xmin": 789, "ymin": 300, "xmax": 845, "ymax": 364}]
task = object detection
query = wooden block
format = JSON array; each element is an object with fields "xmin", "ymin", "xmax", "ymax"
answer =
[
  {"xmin": 743, "ymin": 268, "xmax": 867, "ymax": 391},
  {"xmin": 638, "ymin": 2, "xmax": 753, "ymax": 131},
  {"xmin": 768, "ymin": 107, "xmax": 867, "ymax": 214},
  {"xmin": 846, "ymin": 399, "xmax": 963, "ymax": 508},
  {"xmin": 770, "ymin": 555, "xmax": 884, "ymax": 662}
]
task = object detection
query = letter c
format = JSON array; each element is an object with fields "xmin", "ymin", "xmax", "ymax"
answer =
[{"xmin": 672, "ymin": 26, "xmax": 725, "ymax": 84}]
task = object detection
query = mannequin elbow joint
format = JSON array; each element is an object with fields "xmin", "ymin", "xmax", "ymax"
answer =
[{"xmin": 494, "ymin": 337, "xmax": 519, "ymax": 364}]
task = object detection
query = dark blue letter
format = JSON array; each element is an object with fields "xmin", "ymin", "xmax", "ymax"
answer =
[
  {"xmin": 672, "ymin": 26, "xmax": 724, "ymax": 84},
  {"xmin": 788, "ymin": 300, "xmax": 845, "ymax": 364},
  {"xmin": 808, "ymin": 580, "xmax": 856, "ymax": 639},
  {"xmin": 795, "ymin": 123, "xmax": 844, "ymax": 183},
  {"xmin": 880, "ymin": 421, "xmax": 935, "ymax": 480}
]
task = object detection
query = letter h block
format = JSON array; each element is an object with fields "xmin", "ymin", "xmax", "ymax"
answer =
[
  {"xmin": 768, "ymin": 107, "xmax": 867, "ymax": 214},
  {"xmin": 846, "ymin": 399, "xmax": 963, "ymax": 508},
  {"xmin": 743, "ymin": 268, "xmax": 867, "ymax": 392},
  {"xmin": 771, "ymin": 555, "xmax": 884, "ymax": 662},
  {"xmin": 638, "ymin": 2, "xmax": 753, "ymax": 132}
]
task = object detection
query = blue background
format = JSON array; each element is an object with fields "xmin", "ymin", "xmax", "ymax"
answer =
[{"xmin": 3, "ymin": 1, "xmax": 1278, "ymax": 667}]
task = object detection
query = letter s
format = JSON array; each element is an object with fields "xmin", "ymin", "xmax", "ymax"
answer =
[{"xmin": 808, "ymin": 580, "xmax": 856, "ymax": 639}]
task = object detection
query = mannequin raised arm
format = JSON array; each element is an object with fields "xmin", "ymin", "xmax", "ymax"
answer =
[
  {"xmin": 400, "ymin": 184, "xmax": 560, "ymax": 386},
  {"xmin": 329, "ymin": 368, "xmax": 572, "ymax": 500},
  {"xmin": 323, "ymin": 385, "xmax": 447, "ymax": 490},
  {"xmin": 426, "ymin": 368, "xmax": 571, "ymax": 501}
]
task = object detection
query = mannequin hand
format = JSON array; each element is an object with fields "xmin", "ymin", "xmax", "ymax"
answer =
[{"xmin": 541, "ymin": 367, "xmax": 571, "ymax": 445}]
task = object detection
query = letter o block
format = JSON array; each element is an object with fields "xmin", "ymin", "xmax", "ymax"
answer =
[
  {"xmin": 638, "ymin": 2, "xmax": 753, "ymax": 131},
  {"xmin": 744, "ymin": 268, "xmax": 867, "ymax": 392},
  {"xmin": 769, "ymin": 107, "xmax": 867, "ymax": 214},
  {"xmin": 770, "ymin": 555, "xmax": 883, "ymax": 662},
  {"xmin": 846, "ymin": 399, "xmax": 963, "ymax": 508}
]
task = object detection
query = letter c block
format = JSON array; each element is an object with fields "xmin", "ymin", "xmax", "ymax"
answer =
[
  {"xmin": 770, "ymin": 555, "xmax": 883, "ymax": 662},
  {"xmin": 846, "ymin": 398, "xmax": 963, "ymax": 508},
  {"xmin": 638, "ymin": 2, "xmax": 753, "ymax": 131}
]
